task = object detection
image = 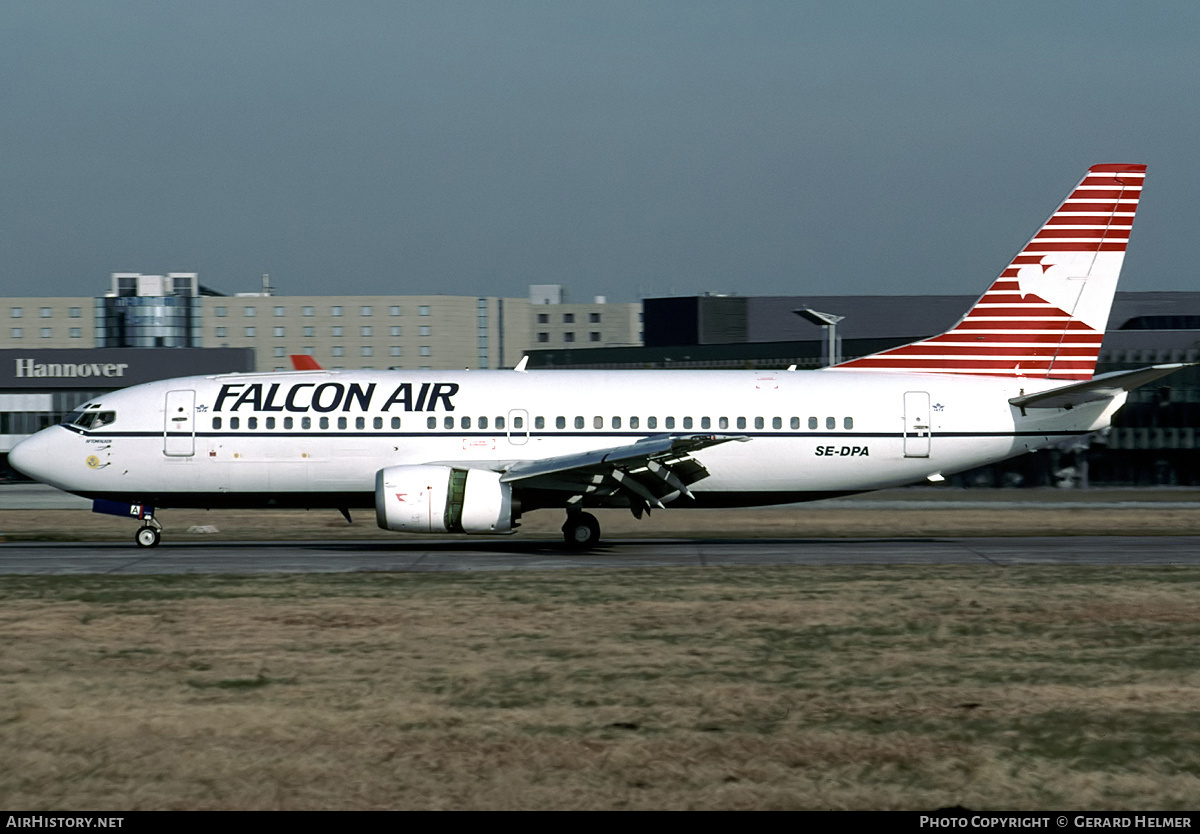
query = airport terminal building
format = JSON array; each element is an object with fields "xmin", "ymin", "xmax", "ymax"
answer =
[{"xmin": 5, "ymin": 273, "xmax": 1200, "ymax": 487}]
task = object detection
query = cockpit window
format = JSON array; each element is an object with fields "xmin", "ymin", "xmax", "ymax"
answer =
[{"xmin": 63, "ymin": 409, "xmax": 116, "ymax": 430}]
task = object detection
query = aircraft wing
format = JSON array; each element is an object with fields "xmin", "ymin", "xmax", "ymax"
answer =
[
  {"xmin": 1009, "ymin": 364, "xmax": 1190, "ymax": 410},
  {"xmin": 500, "ymin": 433, "xmax": 748, "ymax": 512}
]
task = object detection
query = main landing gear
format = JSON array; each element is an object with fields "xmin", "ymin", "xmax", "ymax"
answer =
[{"xmin": 562, "ymin": 511, "xmax": 601, "ymax": 549}]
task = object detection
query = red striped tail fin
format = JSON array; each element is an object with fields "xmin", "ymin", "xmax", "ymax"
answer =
[{"xmin": 831, "ymin": 163, "xmax": 1146, "ymax": 380}]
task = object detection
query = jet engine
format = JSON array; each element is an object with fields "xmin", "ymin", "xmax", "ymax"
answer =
[{"xmin": 375, "ymin": 465, "xmax": 514, "ymax": 534}]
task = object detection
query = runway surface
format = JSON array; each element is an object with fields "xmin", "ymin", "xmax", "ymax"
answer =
[{"xmin": 1, "ymin": 536, "xmax": 1198, "ymax": 575}]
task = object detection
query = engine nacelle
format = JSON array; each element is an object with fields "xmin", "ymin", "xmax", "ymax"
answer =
[{"xmin": 375, "ymin": 464, "xmax": 514, "ymax": 534}]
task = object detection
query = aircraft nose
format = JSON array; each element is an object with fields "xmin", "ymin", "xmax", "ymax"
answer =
[{"xmin": 8, "ymin": 428, "xmax": 56, "ymax": 482}]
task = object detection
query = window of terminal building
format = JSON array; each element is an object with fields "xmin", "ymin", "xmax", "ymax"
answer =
[
  {"xmin": 419, "ymin": 346, "xmax": 431, "ymax": 357},
  {"xmin": 215, "ymin": 327, "xmax": 226, "ymax": 337},
  {"xmin": 331, "ymin": 306, "xmax": 343, "ymax": 316},
  {"xmin": 419, "ymin": 306, "xmax": 430, "ymax": 316},
  {"xmin": 390, "ymin": 346, "xmax": 402, "ymax": 356},
  {"xmin": 537, "ymin": 333, "xmax": 549, "ymax": 343},
  {"xmin": 244, "ymin": 306, "xmax": 256, "ymax": 317},
  {"xmin": 331, "ymin": 326, "xmax": 343, "ymax": 337},
  {"xmin": 40, "ymin": 328, "xmax": 51, "ymax": 338},
  {"xmin": 390, "ymin": 306, "xmax": 401, "ymax": 316},
  {"xmin": 273, "ymin": 347, "xmax": 285, "ymax": 357},
  {"xmin": 537, "ymin": 313, "xmax": 549, "ymax": 323},
  {"xmin": 40, "ymin": 308, "xmax": 52, "ymax": 318},
  {"xmin": 69, "ymin": 328, "xmax": 81, "ymax": 339},
  {"xmin": 563, "ymin": 332, "xmax": 575, "ymax": 343},
  {"xmin": 273, "ymin": 306, "xmax": 286, "ymax": 317},
  {"xmin": 244, "ymin": 327, "xmax": 256, "ymax": 337},
  {"xmin": 361, "ymin": 346, "xmax": 373, "ymax": 357},
  {"xmin": 10, "ymin": 308, "xmax": 22, "ymax": 318},
  {"xmin": 589, "ymin": 332, "xmax": 600, "ymax": 342},
  {"xmin": 360, "ymin": 326, "xmax": 372, "ymax": 337},
  {"xmin": 274, "ymin": 327, "xmax": 285, "ymax": 337},
  {"xmin": 303, "ymin": 326, "xmax": 315, "ymax": 337},
  {"xmin": 563, "ymin": 313, "xmax": 574, "ymax": 323},
  {"xmin": 303, "ymin": 306, "xmax": 314, "ymax": 316},
  {"xmin": 332, "ymin": 346, "xmax": 344, "ymax": 357},
  {"xmin": 418, "ymin": 325, "xmax": 430, "ymax": 336},
  {"xmin": 361, "ymin": 306, "xmax": 372, "ymax": 316},
  {"xmin": 10, "ymin": 328, "xmax": 22, "ymax": 338},
  {"xmin": 215, "ymin": 307, "xmax": 226, "ymax": 317},
  {"xmin": 389, "ymin": 325, "xmax": 401, "ymax": 336},
  {"xmin": 70, "ymin": 307, "xmax": 81, "ymax": 318},
  {"xmin": 590, "ymin": 313, "xmax": 601, "ymax": 323}
]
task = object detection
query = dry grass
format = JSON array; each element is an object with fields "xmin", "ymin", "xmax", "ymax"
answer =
[
  {"xmin": 4, "ymin": 500, "xmax": 1200, "ymax": 543},
  {"xmin": 2, "ymin": 566, "xmax": 1200, "ymax": 810}
]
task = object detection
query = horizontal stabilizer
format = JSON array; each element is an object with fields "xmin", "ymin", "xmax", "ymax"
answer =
[{"xmin": 1009, "ymin": 364, "xmax": 1188, "ymax": 409}]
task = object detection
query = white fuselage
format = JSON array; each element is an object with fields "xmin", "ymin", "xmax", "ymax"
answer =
[{"xmin": 10, "ymin": 368, "xmax": 1122, "ymax": 510}]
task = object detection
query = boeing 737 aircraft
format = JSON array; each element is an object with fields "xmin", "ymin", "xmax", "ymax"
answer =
[{"xmin": 9, "ymin": 164, "xmax": 1182, "ymax": 548}]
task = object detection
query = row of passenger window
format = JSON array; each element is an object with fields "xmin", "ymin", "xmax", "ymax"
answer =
[{"xmin": 209, "ymin": 415, "xmax": 855, "ymax": 431}]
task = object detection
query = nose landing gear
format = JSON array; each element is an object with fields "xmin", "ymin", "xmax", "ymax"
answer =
[{"xmin": 135, "ymin": 523, "xmax": 162, "ymax": 548}]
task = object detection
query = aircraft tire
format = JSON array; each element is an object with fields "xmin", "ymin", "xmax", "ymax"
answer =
[
  {"xmin": 135, "ymin": 526, "xmax": 161, "ymax": 548},
  {"xmin": 562, "ymin": 512, "xmax": 601, "ymax": 549}
]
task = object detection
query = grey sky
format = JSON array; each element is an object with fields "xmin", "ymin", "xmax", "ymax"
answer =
[{"xmin": 2, "ymin": 1, "xmax": 1198, "ymax": 301}]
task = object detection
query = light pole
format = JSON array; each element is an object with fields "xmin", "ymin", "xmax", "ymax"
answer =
[{"xmin": 793, "ymin": 307, "xmax": 845, "ymax": 367}]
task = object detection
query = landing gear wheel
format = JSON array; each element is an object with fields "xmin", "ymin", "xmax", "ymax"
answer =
[
  {"xmin": 562, "ymin": 512, "xmax": 601, "ymax": 549},
  {"xmin": 135, "ymin": 526, "xmax": 161, "ymax": 548}
]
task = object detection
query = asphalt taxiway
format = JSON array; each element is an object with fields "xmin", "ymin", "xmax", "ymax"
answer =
[{"xmin": 1, "ymin": 535, "xmax": 1197, "ymax": 575}]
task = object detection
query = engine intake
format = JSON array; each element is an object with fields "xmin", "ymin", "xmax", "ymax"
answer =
[{"xmin": 375, "ymin": 464, "xmax": 514, "ymax": 534}]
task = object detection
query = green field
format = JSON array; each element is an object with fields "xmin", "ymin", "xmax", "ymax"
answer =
[{"xmin": 3, "ymin": 565, "xmax": 1199, "ymax": 810}]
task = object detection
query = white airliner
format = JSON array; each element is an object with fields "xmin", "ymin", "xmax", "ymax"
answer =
[{"xmin": 9, "ymin": 163, "xmax": 1182, "ymax": 548}]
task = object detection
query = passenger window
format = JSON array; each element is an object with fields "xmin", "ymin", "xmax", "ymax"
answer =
[
  {"xmin": 737, "ymin": 417, "xmax": 746, "ymax": 430},
  {"xmin": 612, "ymin": 416, "xmax": 622, "ymax": 429},
  {"xmin": 444, "ymin": 416, "xmax": 454, "ymax": 430},
  {"xmin": 230, "ymin": 417, "xmax": 240, "ymax": 430},
  {"xmin": 791, "ymin": 417, "xmax": 800, "ymax": 430},
  {"xmin": 647, "ymin": 417, "xmax": 658, "ymax": 429},
  {"xmin": 284, "ymin": 417, "xmax": 293, "ymax": 429},
  {"xmin": 266, "ymin": 417, "xmax": 275, "ymax": 429},
  {"xmin": 535, "ymin": 417, "xmax": 544, "ymax": 429},
  {"xmin": 809, "ymin": 416, "xmax": 818, "ymax": 430},
  {"xmin": 389, "ymin": 417, "xmax": 399, "ymax": 429},
  {"xmin": 248, "ymin": 417, "xmax": 258, "ymax": 430},
  {"xmin": 356, "ymin": 417, "xmax": 365, "ymax": 430},
  {"xmin": 514, "ymin": 416, "xmax": 523, "ymax": 429},
  {"xmin": 302, "ymin": 417, "xmax": 311, "ymax": 429},
  {"xmin": 665, "ymin": 417, "xmax": 675, "ymax": 429},
  {"xmin": 701, "ymin": 417, "xmax": 710, "ymax": 429},
  {"xmin": 574, "ymin": 416, "xmax": 584, "ymax": 429},
  {"xmin": 845, "ymin": 417, "xmax": 854, "ymax": 430},
  {"xmin": 826, "ymin": 416, "xmax": 836, "ymax": 430},
  {"xmin": 427, "ymin": 416, "xmax": 436, "ymax": 429},
  {"xmin": 719, "ymin": 417, "xmax": 728, "ymax": 429},
  {"xmin": 496, "ymin": 416, "xmax": 505, "ymax": 429},
  {"xmin": 556, "ymin": 416, "xmax": 566, "ymax": 429},
  {"xmin": 630, "ymin": 416, "xmax": 639, "ymax": 429},
  {"xmin": 772, "ymin": 417, "xmax": 782, "ymax": 430},
  {"xmin": 683, "ymin": 417, "xmax": 693, "ymax": 429},
  {"xmin": 320, "ymin": 417, "xmax": 329, "ymax": 429},
  {"xmin": 337, "ymin": 417, "xmax": 347, "ymax": 430},
  {"xmin": 593, "ymin": 416, "xmax": 603, "ymax": 429},
  {"xmin": 374, "ymin": 417, "xmax": 383, "ymax": 430},
  {"xmin": 212, "ymin": 417, "xmax": 222, "ymax": 430},
  {"xmin": 479, "ymin": 416, "xmax": 488, "ymax": 430},
  {"xmin": 754, "ymin": 417, "xmax": 764, "ymax": 429},
  {"xmin": 462, "ymin": 416, "xmax": 471, "ymax": 429}
]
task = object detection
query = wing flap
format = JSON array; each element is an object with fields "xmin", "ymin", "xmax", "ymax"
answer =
[{"xmin": 499, "ymin": 434, "xmax": 745, "ymax": 484}]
